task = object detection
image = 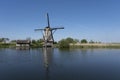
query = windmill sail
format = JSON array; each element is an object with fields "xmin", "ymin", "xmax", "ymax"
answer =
[
  {"xmin": 35, "ymin": 13, "xmax": 64, "ymax": 47},
  {"xmin": 47, "ymin": 13, "xmax": 50, "ymax": 28}
]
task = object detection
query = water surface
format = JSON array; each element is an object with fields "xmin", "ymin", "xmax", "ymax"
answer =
[{"xmin": 0, "ymin": 48, "xmax": 120, "ymax": 80}]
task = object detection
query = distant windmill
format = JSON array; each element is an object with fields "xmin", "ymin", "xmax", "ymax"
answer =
[{"xmin": 35, "ymin": 13, "xmax": 64, "ymax": 47}]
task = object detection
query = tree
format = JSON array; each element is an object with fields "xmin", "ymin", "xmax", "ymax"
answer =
[
  {"xmin": 58, "ymin": 39, "xmax": 70, "ymax": 48},
  {"xmin": 89, "ymin": 40, "xmax": 94, "ymax": 43},
  {"xmin": 0, "ymin": 38, "xmax": 2, "ymax": 42},
  {"xmin": 31, "ymin": 39, "xmax": 43, "ymax": 48},
  {"xmin": 32, "ymin": 40, "xmax": 36, "ymax": 44},
  {"xmin": 66, "ymin": 37, "xmax": 74, "ymax": 43},
  {"xmin": 0, "ymin": 38, "xmax": 9, "ymax": 43},
  {"xmin": 11, "ymin": 40, "xmax": 16, "ymax": 42},
  {"xmin": 81, "ymin": 39, "xmax": 88, "ymax": 43},
  {"xmin": 74, "ymin": 39, "xmax": 79, "ymax": 43},
  {"xmin": 37, "ymin": 39, "xmax": 43, "ymax": 43},
  {"xmin": 58, "ymin": 37, "xmax": 81, "ymax": 48}
]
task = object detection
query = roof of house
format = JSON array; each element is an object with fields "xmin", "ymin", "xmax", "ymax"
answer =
[{"xmin": 16, "ymin": 40, "xmax": 31, "ymax": 44}]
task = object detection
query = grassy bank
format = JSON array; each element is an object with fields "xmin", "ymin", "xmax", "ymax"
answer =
[
  {"xmin": 1, "ymin": 42, "xmax": 120, "ymax": 49},
  {"xmin": 0, "ymin": 43, "xmax": 16, "ymax": 48},
  {"xmin": 69, "ymin": 43, "xmax": 120, "ymax": 48},
  {"xmin": 0, "ymin": 43, "xmax": 42, "ymax": 48}
]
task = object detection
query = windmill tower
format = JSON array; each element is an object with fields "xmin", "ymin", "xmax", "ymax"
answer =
[{"xmin": 35, "ymin": 13, "xmax": 64, "ymax": 47}]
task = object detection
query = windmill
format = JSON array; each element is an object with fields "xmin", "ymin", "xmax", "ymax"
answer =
[{"xmin": 35, "ymin": 13, "xmax": 64, "ymax": 47}]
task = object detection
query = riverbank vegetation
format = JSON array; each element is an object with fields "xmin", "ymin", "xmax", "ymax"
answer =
[
  {"xmin": 58, "ymin": 37, "xmax": 120, "ymax": 49},
  {"xmin": 0, "ymin": 37, "xmax": 120, "ymax": 49},
  {"xmin": 30, "ymin": 39, "xmax": 43, "ymax": 48},
  {"xmin": 0, "ymin": 43, "xmax": 16, "ymax": 48},
  {"xmin": 58, "ymin": 37, "xmax": 79, "ymax": 48}
]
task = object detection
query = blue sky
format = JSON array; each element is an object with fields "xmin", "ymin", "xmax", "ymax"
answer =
[{"xmin": 0, "ymin": 0, "xmax": 120, "ymax": 42}]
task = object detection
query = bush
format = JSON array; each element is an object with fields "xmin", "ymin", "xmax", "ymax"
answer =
[
  {"xmin": 58, "ymin": 37, "xmax": 80, "ymax": 48},
  {"xmin": 0, "ymin": 43, "xmax": 10, "ymax": 48},
  {"xmin": 81, "ymin": 39, "xmax": 88, "ymax": 43},
  {"xmin": 58, "ymin": 39, "xmax": 70, "ymax": 48}
]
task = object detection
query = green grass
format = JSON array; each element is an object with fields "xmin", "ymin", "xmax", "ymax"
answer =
[{"xmin": 0, "ymin": 43, "xmax": 16, "ymax": 48}]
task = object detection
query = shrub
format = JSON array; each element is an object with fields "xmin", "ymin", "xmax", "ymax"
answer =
[{"xmin": 81, "ymin": 39, "xmax": 88, "ymax": 43}]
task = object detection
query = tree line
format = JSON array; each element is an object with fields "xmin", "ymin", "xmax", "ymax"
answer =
[{"xmin": 0, "ymin": 37, "xmax": 101, "ymax": 48}]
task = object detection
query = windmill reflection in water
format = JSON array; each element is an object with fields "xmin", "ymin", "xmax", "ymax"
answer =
[{"xmin": 43, "ymin": 47, "xmax": 53, "ymax": 80}]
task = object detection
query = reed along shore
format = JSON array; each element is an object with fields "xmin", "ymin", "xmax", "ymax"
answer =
[{"xmin": 69, "ymin": 43, "xmax": 120, "ymax": 48}]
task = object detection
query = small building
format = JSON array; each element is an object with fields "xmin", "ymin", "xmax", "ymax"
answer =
[{"xmin": 16, "ymin": 40, "xmax": 31, "ymax": 49}]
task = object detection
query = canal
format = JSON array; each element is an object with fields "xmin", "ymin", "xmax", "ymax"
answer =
[{"xmin": 0, "ymin": 48, "xmax": 120, "ymax": 80}]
